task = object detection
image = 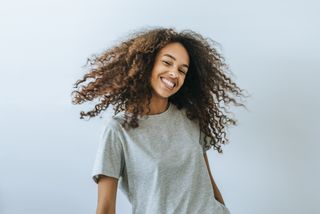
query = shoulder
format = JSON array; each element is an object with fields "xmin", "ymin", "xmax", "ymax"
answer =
[
  {"xmin": 98, "ymin": 115, "xmax": 127, "ymax": 147},
  {"xmin": 100, "ymin": 113, "xmax": 125, "ymax": 135}
]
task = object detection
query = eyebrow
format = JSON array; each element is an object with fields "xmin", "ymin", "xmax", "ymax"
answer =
[{"xmin": 162, "ymin": 54, "xmax": 189, "ymax": 69}]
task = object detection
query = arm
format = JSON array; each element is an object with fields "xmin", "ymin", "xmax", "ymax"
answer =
[
  {"xmin": 203, "ymin": 152, "xmax": 226, "ymax": 205},
  {"xmin": 96, "ymin": 175, "xmax": 119, "ymax": 214}
]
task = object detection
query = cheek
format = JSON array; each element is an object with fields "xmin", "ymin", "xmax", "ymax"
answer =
[
  {"xmin": 151, "ymin": 72, "xmax": 160, "ymax": 84},
  {"xmin": 150, "ymin": 70, "xmax": 160, "ymax": 88},
  {"xmin": 179, "ymin": 77, "xmax": 186, "ymax": 86},
  {"xmin": 151, "ymin": 65, "xmax": 161, "ymax": 79}
]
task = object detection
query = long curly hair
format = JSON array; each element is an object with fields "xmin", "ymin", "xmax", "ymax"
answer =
[{"xmin": 71, "ymin": 27, "xmax": 249, "ymax": 153}]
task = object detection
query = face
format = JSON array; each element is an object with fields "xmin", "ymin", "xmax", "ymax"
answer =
[{"xmin": 150, "ymin": 42, "xmax": 190, "ymax": 100}]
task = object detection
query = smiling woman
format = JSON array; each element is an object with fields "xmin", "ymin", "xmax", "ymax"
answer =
[
  {"xmin": 71, "ymin": 27, "xmax": 248, "ymax": 214},
  {"xmin": 149, "ymin": 42, "xmax": 190, "ymax": 109}
]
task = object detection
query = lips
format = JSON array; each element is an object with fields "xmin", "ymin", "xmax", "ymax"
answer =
[{"xmin": 160, "ymin": 77, "xmax": 176, "ymax": 89}]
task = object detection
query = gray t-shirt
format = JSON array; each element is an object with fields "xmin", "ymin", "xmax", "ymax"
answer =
[{"xmin": 91, "ymin": 102, "xmax": 230, "ymax": 214}]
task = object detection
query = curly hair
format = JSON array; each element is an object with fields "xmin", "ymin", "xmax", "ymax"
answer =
[{"xmin": 71, "ymin": 27, "xmax": 249, "ymax": 153}]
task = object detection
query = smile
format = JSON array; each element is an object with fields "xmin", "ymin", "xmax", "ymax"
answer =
[{"xmin": 160, "ymin": 77, "xmax": 176, "ymax": 90}]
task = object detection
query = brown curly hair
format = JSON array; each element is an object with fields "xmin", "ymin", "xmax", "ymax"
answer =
[{"xmin": 71, "ymin": 27, "xmax": 249, "ymax": 153}]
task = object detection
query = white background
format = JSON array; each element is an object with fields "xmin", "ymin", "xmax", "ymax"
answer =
[{"xmin": 0, "ymin": 0, "xmax": 319, "ymax": 213}]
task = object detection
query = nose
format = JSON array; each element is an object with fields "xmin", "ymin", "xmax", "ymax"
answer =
[{"xmin": 168, "ymin": 67, "xmax": 179, "ymax": 78}]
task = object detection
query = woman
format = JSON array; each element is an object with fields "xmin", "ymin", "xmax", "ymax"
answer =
[{"xmin": 72, "ymin": 27, "xmax": 248, "ymax": 214}]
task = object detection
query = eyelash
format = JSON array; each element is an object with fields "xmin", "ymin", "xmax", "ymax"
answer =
[
  {"xmin": 162, "ymin": 60, "xmax": 170, "ymax": 65},
  {"xmin": 162, "ymin": 61, "xmax": 186, "ymax": 74}
]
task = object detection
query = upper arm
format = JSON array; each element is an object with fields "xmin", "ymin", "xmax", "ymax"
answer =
[
  {"xmin": 92, "ymin": 122, "xmax": 125, "ymax": 213},
  {"xmin": 92, "ymin": 122, "xmax": 125, "ymax": 183},
  {"xmin": 96, "ymin": 175, "xmax": 119, "ymax": 214}
]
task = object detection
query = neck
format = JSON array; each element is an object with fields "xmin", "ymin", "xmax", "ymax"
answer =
[
  {"xmin": 142, "ymin": 98, "xmax": 169, "ymax": 115},
  {"xmin": 126, "ymin": 97, "xmax": 169, "ymax": 116}
]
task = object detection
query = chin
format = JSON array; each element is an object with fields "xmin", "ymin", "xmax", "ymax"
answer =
[{"xmin": 153, "ymin": 89, "xmax": 174, "ymax": 99}]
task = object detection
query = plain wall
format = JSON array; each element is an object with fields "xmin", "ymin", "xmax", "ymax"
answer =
[{"xmin": 0, "ymin": 0, "xmax": 319, "ymax": 213}]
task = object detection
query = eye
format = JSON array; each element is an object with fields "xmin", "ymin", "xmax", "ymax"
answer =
[
  {"xmin": 179, "ymin": 70, "xmax": 187, "ymax": 75},
  {"xmin": 162, "ymin": 60, "xmax": 171, "ymax": 65}
]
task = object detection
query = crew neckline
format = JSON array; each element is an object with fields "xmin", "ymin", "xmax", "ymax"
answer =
[
  {"xmin": 139, "ymin": 102, "xmax": 172, "ymax": 120},
  {"xmin": 116, "ymin": 103, "xmax": 173, "ymax": 121}
]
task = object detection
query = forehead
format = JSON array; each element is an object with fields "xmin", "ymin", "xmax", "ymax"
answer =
[{"xmin": 157, "ymin": 42, "xmax": 189, "ymax": 63}]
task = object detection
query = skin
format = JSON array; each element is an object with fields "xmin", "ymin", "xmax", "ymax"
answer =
[
  {"xmin": 96, "ymin": 42, "xmax": 225, "ymax": 214},
  {"xmin": 96, "ymin": 176, "xmax": 118, "ymax": 214}
]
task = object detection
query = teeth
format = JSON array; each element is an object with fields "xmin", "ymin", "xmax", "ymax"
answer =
[{"xmin": 161, "ymin": 77, "xmax": 175, "ymax": 89}]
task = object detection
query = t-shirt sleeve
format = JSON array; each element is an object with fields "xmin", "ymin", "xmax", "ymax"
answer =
[
  {"xmin": 199, "ymin": 130, "xmax": 212, "ymax": 154},
  {"xmin": 91, "ymin": 122, "xmax": 125, "ymax": 184}
]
